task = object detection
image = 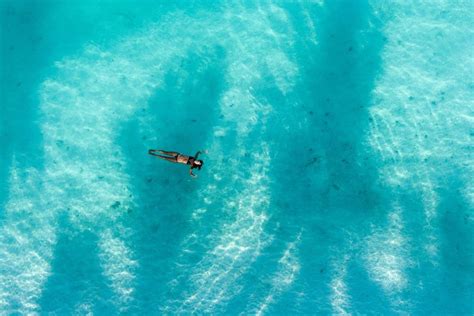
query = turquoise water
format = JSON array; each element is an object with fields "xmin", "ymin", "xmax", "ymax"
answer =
[{"xmin": 1, "ymin": 0, "xmax": 473, "ymax": 314}]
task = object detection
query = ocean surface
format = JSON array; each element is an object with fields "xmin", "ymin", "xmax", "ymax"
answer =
[{"xmin": 1, "ymin": 0, "xmax": 473, "ymax": 314}]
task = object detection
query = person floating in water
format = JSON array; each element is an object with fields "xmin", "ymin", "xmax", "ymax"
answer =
[{"xmin": 148, "ymin": 149, "xmax": 204, "ymax": 177}]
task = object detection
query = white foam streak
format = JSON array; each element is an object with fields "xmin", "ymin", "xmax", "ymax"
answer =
[
  {"xmin": 178, "ymin": 147, "xmax": 271, "ymax": 314},
  {"xmin": 98, "ymin": 229, "xmax": 138, "ymax": 311},
  {"xmin": 364, "ymin": 205, "xmax": 409, "ymax": 296},
  {"xmin": 329, "ymin": 255, "xmax": 351, "ymax": 316},
  {"xmin": 254, "ymin": 232, "xmax": 302, "ymax": 316},
  {"xmin": 0, "ymin": 161, "xmax": 55, "ymax": 314}
]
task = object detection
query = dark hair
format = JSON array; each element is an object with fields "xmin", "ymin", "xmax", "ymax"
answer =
[{"xmin": 195, "ymin": 160, "xmax": 203, "ymax": 170}]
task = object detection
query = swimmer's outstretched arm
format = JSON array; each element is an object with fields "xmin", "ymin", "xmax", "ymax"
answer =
[
  {"xmin": 189, "ymin": 168, "xmax": 197, "ymax": 178},
  {"xmin": 194, "ymin": 150, "xmax": 208, "ymax": 159}
]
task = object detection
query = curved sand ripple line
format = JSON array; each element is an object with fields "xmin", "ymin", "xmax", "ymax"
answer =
[{"xmin": 253, "ymin": 231, "xmax": 302, "ymax": 316}]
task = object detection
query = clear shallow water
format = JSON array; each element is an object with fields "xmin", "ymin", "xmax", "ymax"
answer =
[{"xmin": 1, "ymin": 0, "xmax": 473, "ymax": 314}]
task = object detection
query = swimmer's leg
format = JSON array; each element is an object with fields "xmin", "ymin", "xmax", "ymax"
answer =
[
  {"xmin": 157, "ymin": 150, "xmax": 179, "ymax": 157},
  {"xmin": 148, "ymin": 149, "xmax": 161, "ymax": 157},
  {"xmin": 156, "ymin": 155, "xmax": 178, "ymax": 163},
  {"xmin": 148, "ymin": 149, "xmax": 177, "ymax": 158}
]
